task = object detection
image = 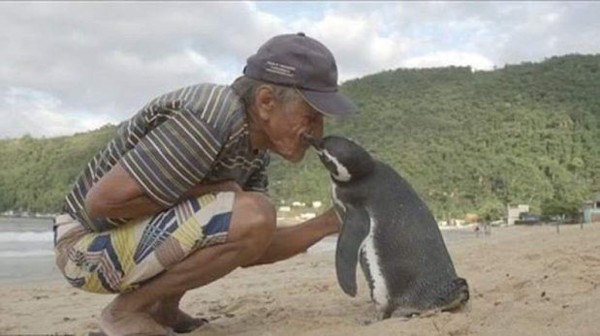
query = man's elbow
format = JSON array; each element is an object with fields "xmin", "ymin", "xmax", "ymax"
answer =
[
  {"xmin": 84, "ymin": 186, "xmax": 108, "ymax": 220},
  {"xmin": 84, "ymin": 179, "xmax": 126, "ymax": 219},
  {"xmin": 83, "ymin": 162, "xmax": 143, "ymax": 219}
]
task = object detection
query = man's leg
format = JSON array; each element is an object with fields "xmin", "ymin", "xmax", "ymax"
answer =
[
  {"xmin": 246, "ymin": 207, "xmax": 340, "ymax": 266},
  {"xmin": 149, "ymin": 206, "xmax": 340, "ymax": 333},
  {"xmin": 100, "ymin": 191, "xmax": 276, "ymax": 335},
  {"xmin": 152, "ymin": 207, "xmax": 341, "ymax": 329}
]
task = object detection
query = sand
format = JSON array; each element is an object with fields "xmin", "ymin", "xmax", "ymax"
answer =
[{"xmin": 1, "ymin": 223, "xmax": 599, "ymax": 336}]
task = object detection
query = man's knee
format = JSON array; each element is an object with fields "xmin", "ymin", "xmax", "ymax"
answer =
[{"xmin": 227, "ymin": 192, "xmax": 276, "ymax": 259}]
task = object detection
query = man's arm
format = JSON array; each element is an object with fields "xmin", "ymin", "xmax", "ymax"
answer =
[
  {"xmin": 244, "ymin": 207, "xmax": 341, "ymax": 267},
  {"xmin": 85, "ymin": 162, "xmax": 162, "ymax": 220},
  {"xmin": 85, "ymin": 162, "xmax": 241, "ymax": 221},
  {"xmin": 182, "ymin": 180, "xmax": 242, "ymax": 198}
]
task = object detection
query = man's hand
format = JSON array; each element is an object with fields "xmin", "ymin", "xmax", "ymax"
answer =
[{"xmin": 321, "ymin": 207, "xmax": 342, "ymax": 234}]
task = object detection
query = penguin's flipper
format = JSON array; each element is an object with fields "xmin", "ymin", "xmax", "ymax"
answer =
[{"xmin": 336, "ymin": 204, "xmax": 370, "ymax": 297}]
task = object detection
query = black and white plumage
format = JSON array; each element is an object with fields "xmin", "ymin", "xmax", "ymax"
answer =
[{"xmin": 305, "ymin": 134, "xmax": 469, "ymax": 319}]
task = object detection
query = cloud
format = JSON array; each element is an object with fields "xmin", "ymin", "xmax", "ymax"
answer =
[
  {"xmin": 492, "ymin": 2, "xmax": 600, "ymax": 64},
  {"xmin": 0, "ymin": 2, "xmax": 599, "ymax": 138},
  {"xmin": 0, "ymin": 2, "xmax": 286, "ymax": 138},
  {"xmin": 290, "ymin": 8, "xmax": 412, "ymax": 81},
  {"xmin": 1, "ymin": 87, "xmax": 117, "ymax": 138},
  {"xmin": 402, "ymin": 51, "xmax": 495, "ymax": 71}
]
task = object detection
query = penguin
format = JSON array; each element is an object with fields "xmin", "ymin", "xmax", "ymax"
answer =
[{"xmin": 303, "ymin": 134, "xmax": 469, "ymax": 319}]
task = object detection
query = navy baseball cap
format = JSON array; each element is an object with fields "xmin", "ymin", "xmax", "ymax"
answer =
[{"xmin": 244, "ymin": 32, "xmax": 357, "ymax": 117}]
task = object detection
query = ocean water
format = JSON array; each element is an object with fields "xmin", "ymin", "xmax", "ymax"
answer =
[
  {"xmin": 0, "ymin": 217, "xmax": 475, "ymax": 283},
  {"xmin": 0, "ymin": 217, "xmax": 60, "ymax": 283}
]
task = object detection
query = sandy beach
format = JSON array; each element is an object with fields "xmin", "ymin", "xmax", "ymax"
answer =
[{"xmin": 1, "ymin": 222, "xmax": 599, "ymax": 336}]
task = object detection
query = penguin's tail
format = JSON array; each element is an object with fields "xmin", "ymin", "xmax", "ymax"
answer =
[{"xmin": 438, "ymin": 277, "xmax": 470, "ymax": 312}]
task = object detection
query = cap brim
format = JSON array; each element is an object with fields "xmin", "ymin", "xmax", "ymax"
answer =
[{"xmin": 296, "ymin": 89, "xmax": 358, "ymax": 117}]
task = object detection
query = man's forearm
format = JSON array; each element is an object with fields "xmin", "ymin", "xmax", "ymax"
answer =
[
  {"xmin": 182, "ymin": 180, "xmax": 241, "ymax": 198},
  {"xmin": 87, "ymin": 178, "xmax": 241, "ymax": 221},
  {"xmin": 245, "ymin": 207, "xmax": 341, "ymax": 267},
  {"xmin": 86, "ymin": 193, "xmax": 166, "ymax": 221}
]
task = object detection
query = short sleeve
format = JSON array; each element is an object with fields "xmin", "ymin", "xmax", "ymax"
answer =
[{"xmin": 120, "ymin": 108, "xmax": 224, "ymax": 207}]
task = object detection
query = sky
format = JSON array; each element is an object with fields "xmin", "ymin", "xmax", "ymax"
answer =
[{"xmin": 1, "ymin": 1, "xmax": 599, "ymax": 139}]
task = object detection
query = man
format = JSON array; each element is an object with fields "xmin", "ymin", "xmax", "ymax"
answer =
[{"xmin": 54, "ymin": 32, "xmax": 357, "ymax": 335}]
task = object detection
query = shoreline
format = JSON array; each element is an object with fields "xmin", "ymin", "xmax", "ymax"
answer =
[
  {"xmin": 0, "ymin": 224, "xmax": 478, "ymax": 284},
  {"xmin": 3, "ymin": 223, "xmax": 600, "ymax": 335}
]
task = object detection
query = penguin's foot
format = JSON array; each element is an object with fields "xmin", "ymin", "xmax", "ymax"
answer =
[
  {"xmin": 442, "ymin": 277, "xmax": 470, "ymax": 311},
  {"xmin": 396, "ymin": 307, "xmax": 422, "ymax": 319},
  {"xmin": 377, "ymin": 306, "xmax": 421, "ymax": 320}
]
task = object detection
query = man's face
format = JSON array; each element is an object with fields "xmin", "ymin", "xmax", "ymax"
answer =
[{"xmin": 266, "ymin": 97, "xmax": 324, "ymax": 163}]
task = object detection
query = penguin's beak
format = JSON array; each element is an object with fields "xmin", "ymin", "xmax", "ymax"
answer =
[{"xmin": 302, "ymin": 133, "xmax": 322, "ymax": 150}]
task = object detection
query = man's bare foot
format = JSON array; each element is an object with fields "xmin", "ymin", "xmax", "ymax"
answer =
[
  {"xmin": 150, "ymin": 304, "xmax": 208, "ymax": 333},
  {"xmin": 100, "ymin": 301, "xmax": 173, "ymax": 336}
]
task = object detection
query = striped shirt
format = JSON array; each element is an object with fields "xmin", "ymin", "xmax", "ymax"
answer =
[{"xmin": 62, "ymin": 83, "xmax": 269, "ymax": 232}]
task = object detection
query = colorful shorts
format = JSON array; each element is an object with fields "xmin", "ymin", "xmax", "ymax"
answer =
[{"xmin": 54, "ymin": 192, "xmax": 235, "ymax": 294}]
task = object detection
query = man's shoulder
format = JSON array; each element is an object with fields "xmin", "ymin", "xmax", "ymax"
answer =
[
  {"xmin": 134, "ymin": 82, "xmax": 243, "ymax": 141},
  {"xmin": 179, "ymin": 83, "xmax": 241, "ymax": 120},
  {"xmin": 179, "ymin": 82, "xmax": 231, "ymax": 95},
  {"xmin": 181, "ymin": 83, "xmax": 238, "ymax": 103},
  {"xmin": 175, "ymin": 84, "xmax": 246, "ymax": 143},
  {"xmin": 149, "ymin": 83, "xmax": 239, "ymax": 109}
]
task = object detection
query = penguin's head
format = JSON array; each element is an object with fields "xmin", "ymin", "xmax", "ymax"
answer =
[{"xmin": 303, "ymin": 134, "xmax": 375, "ymax": 182}]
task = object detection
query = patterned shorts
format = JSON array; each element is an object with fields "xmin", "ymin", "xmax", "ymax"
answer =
[{"xmin": 54, "ymin": 192, "xmax": 235, "ymax": 294}]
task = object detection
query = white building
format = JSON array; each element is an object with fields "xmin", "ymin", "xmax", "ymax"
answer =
[{"xmin": 507, "ymin": 204, "xmax": 529, "ymax": 225}]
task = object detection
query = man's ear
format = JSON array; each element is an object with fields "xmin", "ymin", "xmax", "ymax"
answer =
[{"xmin": 255, "ymin": 85, "xmax": 276, "ymax": 121}]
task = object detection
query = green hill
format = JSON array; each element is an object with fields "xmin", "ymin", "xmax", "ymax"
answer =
[
  {"xmin": 1, "ymin": 54, "xmax": 599, "ymax": 220},
  {"xmin": 0, "ymin": 126, "xmax": 116, "ymax": 213}
]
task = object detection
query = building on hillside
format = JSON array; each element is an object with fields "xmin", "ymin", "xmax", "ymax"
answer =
[
  {"xmin": 507, "ymin": 204, "xmax": 529, "ymax": 225},
  {"xmin": 583, "ymin": 193, "xmax": 600, "ymax": 224}
]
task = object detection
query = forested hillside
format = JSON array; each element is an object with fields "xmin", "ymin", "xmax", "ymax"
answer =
[
  {"xmin": 1, "ymin": 54, "xmax": 599, "ymax": 220},
  {"xmin": 0, "ymin": 126, "xmax": 116, "ymax": 213}
]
